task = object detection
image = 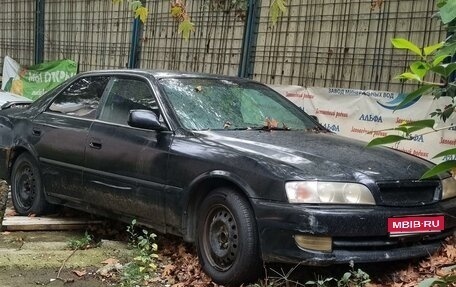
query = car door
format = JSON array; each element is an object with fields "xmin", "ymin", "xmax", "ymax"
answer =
[
  {"xmin": 32, "ymin": 75, "xmax": 110, "ymax": 201},
  {"xmin": 83, "ymin": 76, "xmax": 170, "ymax": 231}
]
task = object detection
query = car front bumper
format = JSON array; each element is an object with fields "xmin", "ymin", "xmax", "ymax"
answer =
[{"xmin": 252, "ymin": 198, "xmax": 456, "ymax": 265}]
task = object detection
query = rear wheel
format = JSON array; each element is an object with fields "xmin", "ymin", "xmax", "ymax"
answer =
[
  {"xmin": 196, "ymin": 188, "xmax": 262, "ymax": 286},
  {"xmin": 11, "ymin": 153, "xmax": 51, "ymax": 215}
]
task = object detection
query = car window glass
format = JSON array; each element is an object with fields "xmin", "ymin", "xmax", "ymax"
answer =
[
  {"xmin": 160, "ymin": 78, "xmax": 317, "ymax": 131},
  {"xmin": 47, "ymin": 76, "xmax": 109, "ymax": 119},
  {"xmin": 98, "ymin": 78, "xmax": 158, "ymax": 125},
  {"xmin": 239, "ymin": 89, "xmax": 304, "ymax": 127}
]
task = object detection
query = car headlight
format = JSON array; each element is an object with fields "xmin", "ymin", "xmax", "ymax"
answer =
[
  {"xmin": 442, "ymin": 177, "xmax": 456, "ymax": 200},
  {"xmin": 285, "ymin": 181, "xmax": 375, "ymax": 205}
]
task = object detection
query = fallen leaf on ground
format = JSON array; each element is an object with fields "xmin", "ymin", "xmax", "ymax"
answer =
[
  {"xmin": 97, "ymin": 263, "xmax": 123, "ymax": 277},
  {"xmin": 72, "ymin": 270, "xmax": 87, "ymax": 277},
  {"xmin": 101, "ymin": 258, "xmax": 119, "ymax": 265},
  {"xmin": 5, "ymin": 209, "xmax": 17, "ymax": 216},
  {"xmin": 162, "ymin": 264, "xmax": 176, "ymax": 277}
]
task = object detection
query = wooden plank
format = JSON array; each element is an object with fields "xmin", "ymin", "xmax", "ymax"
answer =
[{"xmin": 1, "ymin": 216, "xmax": 104, "ymax": 231}]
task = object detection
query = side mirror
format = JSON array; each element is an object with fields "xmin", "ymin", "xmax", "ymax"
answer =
[{"xmin": 128, "ymin": 109, "xmax": 167, "ymax": 131}]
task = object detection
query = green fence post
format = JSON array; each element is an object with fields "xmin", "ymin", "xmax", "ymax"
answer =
[
  {"xmin": 128, "ymin": 18, "xmax": 141, "ymax": 69},
  {"xmin": 34, "ymin": 0, "xmax": 45, "ymax": 64},
  {"xmin": 238, "ymin": 0, "xmax": 259, "ymax": 78}
]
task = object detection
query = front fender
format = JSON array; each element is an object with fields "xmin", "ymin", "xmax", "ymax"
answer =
[
  {"xmin": 179, "ymin": 170, "xmax": 258, "ymax": 242},
  {"xmin": 0, "ymin": 116, "xmax": 39, "ymax": 181},
  {"xmin": 0, "ymin": 118, "xmax": 13, "ymax": 180}
]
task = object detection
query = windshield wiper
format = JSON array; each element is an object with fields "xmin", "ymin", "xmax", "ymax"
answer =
[{"xmin": 237, "ymin": 125, "xmax": 291, "ymax": 131}]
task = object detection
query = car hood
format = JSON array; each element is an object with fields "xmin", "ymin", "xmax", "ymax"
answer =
[
  {"xmin": 0, "ymin": 90, "xmax": 32, "ymax": 108},
  {"xmin": 0, "ymin": 90, "xmax": 31, "ymax": 104},
  {"xmin": 195, "ymin": 130, "xmax": 434, "ymax": 182}
]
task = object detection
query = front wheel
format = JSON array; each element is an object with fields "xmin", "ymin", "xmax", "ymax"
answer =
[
  {"xmin": 11, "ymin": 153, "xmax": 51, "ymax": 215},
  {"xmin": 196, "ymin": 188, "xmax": 262, "ymax": 286}
]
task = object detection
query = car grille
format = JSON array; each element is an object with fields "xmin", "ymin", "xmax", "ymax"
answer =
[
  {"xmin": 376, "ymin": 180, "xmax": 440, "ymax": 206},
  {"xmin": 333, "ymin": 229, "xmax": 452, "ymax": 251}
]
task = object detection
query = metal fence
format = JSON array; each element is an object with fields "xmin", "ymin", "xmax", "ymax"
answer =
[
  {"xmin": 43, "ymin": 0, "xmax": 133, "ymax": 71},
  {"xmin": 0, "ymin": 0, "xmax": 35, "ymax": 69},
  {"xmin": 251, "ymin": 0, "xmax": 445, "ymax": 92},
  {"xmin": 140, "ymin": 0, "xmax": 246, "ymax": 76},
  {"xmin": 0, "ymin": 0, "xmax": 448, "ymax": 93}
]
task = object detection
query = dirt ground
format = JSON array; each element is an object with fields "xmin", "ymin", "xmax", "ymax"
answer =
[{"xmin": 0, "ymin": 268, "xmax": 105, "ymax": 287}]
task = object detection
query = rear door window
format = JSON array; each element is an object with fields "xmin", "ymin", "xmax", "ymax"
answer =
[{"xmin": 47, "ymin": 76, "xmax": 110, "ymax": 119}]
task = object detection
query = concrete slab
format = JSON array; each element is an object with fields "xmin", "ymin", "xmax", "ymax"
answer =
[
  {"xmin": 2, "ymin": 216, "xmax": 104, "ymax": 231},
  {"xmin": 0, "ymin": 231, "xmax": 132, "ymax": 269}
]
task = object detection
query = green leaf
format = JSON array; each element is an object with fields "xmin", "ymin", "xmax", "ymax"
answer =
[
  {"xmin": 433, "ymin": 54, "xmax": 451, "ymax": 66},
  {"xmin": 391, "ymin": 126, "xmax": 410, "ymax": 133},
  {"xmin": 399, "ymin": 119, "xmax": 435, "ymax": 129},
  {"xmin": 439, "ymin": 0, "xmax": 456, "ymax": 24},
  {"xmin": 135, "ymin": 6, "xmax": 148, "ymax": 23},
  {"xmin": 437, "ymin": 0, "xmax": 447, "ymax": 9},
  {"xmin": 418, "ymin": 278, "xmax": 446, "ymax": 287},
  {"xmin": 410, "ymin": 61, "xmax": 429, "ymax": 79},
  {"xmin": 433, "ymin": 148, "xmax": 456, "ymax": 158},
  {"xmin": 394, "ymin": 72, "xmax": 422, "ymax": 82},
  {"xmin": 341, "ymin": 272, "xmax": 351, "ymax": 281},
  {"xmin": 129, "ymin": 0, "xmax": 142, "ymax": 11},
  {"xmin": 431, "ymin": 63, "xmax": 456, "ymax": 78},
  {"xmin": 171, "ymin": 6, "xmax": 183, "ymax": 18},
  {"xmin": 436, "ymin": 41, "xmax": 456, "ymax": 57},
  {"xmin": 396, "ymin": 119, "xmax": 435, "ymax": 135},
  {"xmin": 367, "ymin": 135, "xmax": 407, "ymax": 147},
  {"xmin": 395, "ymin": 85, "xmax": 433, "ymax": 110},
  {"xmin": 424, "ymin": 42, "xmax": 444, "ymax": 56},
  {"xmin": 391, "ymin": 38, "xmax": 422, "ymax": 56},
  {"xmin": 421, "ymin": 160, "xmax": 456, "ymax": 179},
  {"xmin": 270, "ymin": 0, "xmax": 287, "ymax": 25},
  {"xmin": 178, "ymin": 19, "xmax": 195, "ymax": 40}
]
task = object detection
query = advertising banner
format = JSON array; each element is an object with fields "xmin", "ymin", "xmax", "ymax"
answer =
[
  {"xmin": 2, "ymin": 57, "xmax": 77, "ymax": 100},
  {"xmin": 271, "ymin": 85, "xmax": 454, "ymax": 164}
]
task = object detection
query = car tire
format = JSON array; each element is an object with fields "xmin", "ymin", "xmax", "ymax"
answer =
[
  {"xmin": 11, "ymin": 153, "xmax": 51, "ymax": 215},
  {"xmin": 196, "ymin": 188, "xmax": 262, "ymax": 286}
]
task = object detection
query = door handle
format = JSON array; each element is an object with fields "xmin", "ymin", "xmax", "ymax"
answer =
[
  {"xmin": 89, "ymin": 140, "xmax": 102, "ymax": 149},
  {"xmin": 32, "ymin": 127, "xmax": 41, "ymax": 136}
]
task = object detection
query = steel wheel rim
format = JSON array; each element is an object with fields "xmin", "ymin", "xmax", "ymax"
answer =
[
  {"xmin": 13, "ymin": 163, "xmax": 36, "ymax": 210},
  {"xmin": 202, "ymin": 204, "xmax": 239, "ymax": 271}
]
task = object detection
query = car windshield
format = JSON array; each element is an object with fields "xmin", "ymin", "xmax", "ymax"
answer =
[{"xmin": 159, "ymin": 78, "xmax": 318, "ymax": 131}]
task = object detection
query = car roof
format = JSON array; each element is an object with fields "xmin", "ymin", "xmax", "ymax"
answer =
[{"xmin": 77, "ymin": 69, "xmax": 252, "ymax": 82}]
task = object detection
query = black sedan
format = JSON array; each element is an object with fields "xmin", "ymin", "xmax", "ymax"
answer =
[{"xmin": 0, "ymin": 70, "xmax": 455, "ymax": 285}]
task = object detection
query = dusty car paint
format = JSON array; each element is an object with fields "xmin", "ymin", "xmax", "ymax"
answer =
[{"xmin": 0, "ymin": 70, "xmax": 455, "ymax": 284}]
